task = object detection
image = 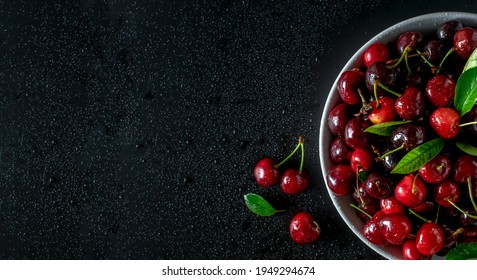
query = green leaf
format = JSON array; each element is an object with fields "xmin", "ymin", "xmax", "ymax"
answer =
[
  {"xmin": 445, "ymin": 242, "xmax": 477, "ymax": 260},
  {"xmin": 454, "ymin": 67, "xmax": 477, "ymax": 116},
  {"xmin": 463, "ymin": 47, "xmax": 477, "ymax": 72},
  {"xmin": 391, "ymin": 138, "xmax": 444, "ymax": 174},
  {"xmin": 358, "ymin": 170, "xmax": 370, "ymax": 182},
  {"xmin": 244, "ymin": 193, "xmax": 282, "ymax": 217},
  {"xmin": 456, "ymin": 141, "xmax": 477, "ymax": 156},
  {"xmin": 364, "ymin": 120, "xmax": 413, "ymax": 136}
]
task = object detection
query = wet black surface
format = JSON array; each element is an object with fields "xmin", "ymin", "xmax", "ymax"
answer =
[{"xmin": 1, "ymin": 0, "xmax": 476, "ymax": 260}]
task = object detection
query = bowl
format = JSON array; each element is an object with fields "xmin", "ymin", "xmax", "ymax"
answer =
[{"xmin": 319, "ymin": 12, "xmax": 477, "ymax": 260}]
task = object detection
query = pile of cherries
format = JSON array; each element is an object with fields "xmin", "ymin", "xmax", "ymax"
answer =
[{"xmin": 326, "ymin": 20, "xmax": 477, "ymax": 259}]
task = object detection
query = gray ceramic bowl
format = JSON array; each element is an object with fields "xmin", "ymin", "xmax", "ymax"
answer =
[{"xmin": 319, "ymin": 12, "xmax": 477, "ymax": 260}]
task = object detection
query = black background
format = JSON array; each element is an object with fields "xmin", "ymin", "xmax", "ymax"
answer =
[{"xmin": 1, "ymin": 0, "xmax": 476, "ymax": 260}]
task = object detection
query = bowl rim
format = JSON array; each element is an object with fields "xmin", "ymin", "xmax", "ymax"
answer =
[{"xmin": 319, "ymin": 11, "xmax": 477, "ymax": 260}]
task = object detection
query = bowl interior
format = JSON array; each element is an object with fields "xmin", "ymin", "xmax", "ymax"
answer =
[{"xmin": 319, "ymin": 12, "xmax": 477, "ymax": 260}]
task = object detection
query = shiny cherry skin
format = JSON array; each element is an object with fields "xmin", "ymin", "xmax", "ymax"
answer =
[
  {"xmin": 330, "ymin": 136, "xmax": 353, "ymax": 164},
  {"xmin": 411, "ymin": 200, "xmax": 435, "ymax": 213},
  {"xmin": 337, "ymin": 70, "xmax": 365, "ymax": 105},
  {"xmin": 437, "ymin": 20, "xmax": 463, "ymax": 42},
  {"xmin": 423, "ymin": 40, "xmax": 445, "ymax": 64},
  {"xmin": 425, "ymin": 75, "xmax": 455, "ymax": 107},
  {"xmin": 453, "ymin": 154, "xmax": 477, "ymax": 184},
  {"xmin": 326, "ymin": 165, "xmax": 355, "ymax": 196},
  {"xmin": 415, "ymin": 223, "xmax": 445, "ymax": 256},
  {"xmin": 394, "ymin": 173, "xmax": 427, "ymax": 207},
  {"xmin": 289, "ymin": 212, "xmax": 321, "ymax": 244},
  {"xmin": 353, "ymin": 181, "xmax": 378, "ymax": 206},
  {"xmin": 454, "ymin": 27, "xmax": 477, "ymax": 59},
  {"xmin": 368, "ymin": 96, "xmax": 397, "ymax": 124},
  {"xmin": 350, "ymin": 148, "xmax": 375, "ymax": 173},
  {"xmin": 381, "ymin": 143, "xmax": 402, "ymax": 171},
  {"xmin": 395, "ymin": 31, "xmax": 424, "ymax": 54},
  {"xmin": 430, "ymin": 107, "xmax": 460, "ymax": 139},
  {"xmin": 391, "ymin": 123, "xmax": 427, "ymax": 152},
  {"xmin": 380, "ymin": 196, "xmax": 405, "ymax": 215},
  {"xmin": 328, "ymin": 103, "xmax": 352, "ymax": 136},
  {"xmin": 363, "ymin": 211, "xmax": 388, "ymax": 245},
  {"xmin": 364, "ymin": 172, "xmax": 395, "ymax": 199},
  {"xmin": 365, "ymin": 61, "xmax": 398, "ymax": 93},
  {"xmin": 254, "ymin": 157, "xmax": 279, "ymax": 187},
  {"xmin": 402, "ymin": 239, "xmax": 425, "ymax": 260},
  {"xmin": 378, "ymin": 213, "xmax": 412, "ymax": 245},
  {"xmin": 364, "ymin": 42, "xmax": 391, "ymax": 68},
  {"xmin": 434, "ymin": 180, "xmax": 460, "ymax": 208},
  {"xmin": 280, "ymin": 169, "xmax": 309, "ymax": 195},
  {"xmin": 418, "ymin": 153, "xmax": 452, "ymax": 184},
  {"xmin": 344, "ymin": 118, "xmax": 371, "ymax": 149},
  {"xmin": 394, "ymin": 87, "xmax": 426, "ymax": 120}
]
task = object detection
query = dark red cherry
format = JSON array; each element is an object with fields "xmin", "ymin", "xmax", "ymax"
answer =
[
  {"xmin": 454, "ymin": 27, "xmax": 477, "ymax": 59},
  {"xmin": 453, "ymin": 154, "xmax": 477, "ymax": 184},
  {"xmin": 381, "ymin": 143, "xmax": 403, "ymax": 171},
  {"xmin": 395, "ymin": 31, "xmax": 424, "ymax": 55},
  {"xmin": 363, "ymin": 211, "xmax": 388, "ymax": 245},
  {"xmin": 391, "ymin": 123, "xmax": 427, "ymax": 152},
  {"xmin": 364, "ymin": 172, "xmax": 395, "ymax": 199},
  {"xmin": 328, "ymin": 103, "xmax": 352, "ymax": 136},
  {"xmin": 418, "ymin": 153, "xmax": 452, "ymax": 184},
  {"xmin": 425, "ymin": 75, "xmax": 455, "ymax": 107},
  {"xmin": 254, "ymin": 157, "xmax": 279, "ymax": 187},
  {"xmin": 394, "ymin": 173, "xmax": 427, "ymax": 207},
  {"xmin": 280, "ymin": 169, "xmax": 309, "ymax": 195},
  {"xmin": 353, "ymin": 181, "xmax": 378, "ymax": 206},
  {"xmin": 430, "ymin": 107, "xmax": 460, "ymax": 139},
  {"xmin": 411, "ymin": 201, "xmax": 435, "ymax": 213},
  {"xmin": 422, "ymin": 40, "xmax": 445, "ymax": 64},
  {"xmin": 434, "ymin": 180, "xmax": 460, "ymax": 208},
  {"xmin": 437, "ymin": 20, "xmax": 463, "ymax": 42},
  {"xmin": 330, "ymin": 136, "xmax": 352, "ymax": 164},
  {"xmin": 364, "ymin": 42, "xmax": 391, "ymax": 68},
  {"xmin": 289, "ymin": 212, "xmax": 321, "ymax": 244},
  {"xmin": 337, "ymin": 70, "xmax": 365, "ymax": 105},
  {"xmin": 344, "ymin": 118, "xmax": 371, "ymax": 149},
  {"xmin": 378, "ymin": 213, "xmax": 412, "ymax": 245},
  {"xmin": 394, "ymin": 87, "xmax": 426, "ymax": 120},
  {"xmin": 415, "ymin": 223, "xmax": 445, "ymax": 256},
  {"xmin": 350, "ymin": 148, "xmax": 375, "ymax": 173},
  {"xmin": 365, "ymin": 61, "xmax": 398, "ymax": 93},
  {"xmin": 326, "ymin": 165, "xmax": 355, "ymax": 196},
  {"xmin": 368, "ymin": 96, "xmax": 397, "ymax": 124}
]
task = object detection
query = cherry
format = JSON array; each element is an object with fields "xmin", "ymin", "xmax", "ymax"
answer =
[
  {"xmin": 425, "ymin": 75, "xmax": 455, "ymax": 107},
  {"xmin": 364, "ymin": 42, "xmax": 391, "ymax": 68},
  {"xmin": 344, "ymin": 117, "xmax": 371, "ymax": 149},
  {"xmin": 415, "ymin": 223, "xmax": 445, "ymax": 256},
  {"xmin": 402, "ymin": 239, "xmax": 425, "ymax": 260},
  {"xmin": 326, "ymin": 165, "xmax": 355, "ymax": 196},
  {"xmin": 330, "ymin": 136, "xmax": 352, "ymax": 164},
  {"xmin": 280, "ymin": 169, "xmax": 310, "ymax": 195},
  {"xmin": 337, "ymin": 69, "xmax": 365, "ymax": 105},
  {"xmin": 453, "ymin": 154, "xmax": 477, "ymax": 184},
  {"xmin": 411, "ymin": 200, "xmax": 435, "ymax": 213},
  {"xmin": 418, "ymin": 153, "xmax": 452, "ymax": 184},
  {"xmin": 363, "ymin": 211, "xmax": 388, "ymax": 245},
  {"xmin": 380, "ymin": 196, "xmax": 405, "ymax": 215},
  {"xmin": 395, "ymin": 31, "xmax": 424, "ymax": 55},
  {"xmin": 353, "ymin": 181, "xmax": 378, "ymax": 207},
  {"xmin": 378, "ymin": 213, "xmax": 412, "ymax": 245},
  {"xmin": 254, "ymin": 158, "xmax": 280, "ymax": 187},
  {"xmin": 422, "ymin": 40, "xmax": 445, "ymax": 65},
  {"xmin": 394, "ymin": 87, "xmax": 426, "ymax": 121},
  {"xmin": 454, "ymin": 27, "xmax": 477, "ymax": 59},
  {"xmin": 394, "ymin": 173, "xmax": 427, "ymax": 207},
  {"xmin": 328, "ymin": 103, "xmax": 352, "ymax": 137},
  {"xmin": 364, "ymin": 172, "xmax": 395, "ymax": 199},
  {"xmin": 368, "ymin": 96, "xmax": 397, "ymax": 124},
  {"xmin": 461, "ymin": 105, "xmax": 477, "ymax": 145},
  {"xmin": 365, "ymin": 61, "xmax": 399, "ymax": 94},
  {"xmin": 350, "ymin": 148, "xmax": 375, "ymax": 173},
  {"xmin": 289, "ymin": 212, "xmax": 321, "ymax": 244},
  {"xmin": 430, "ymin": 107, "xmax": 460, "ymax": 139},
  {"xmin": 391, "ymin": 123, "xmax": 427, "ymax": 152},
  {"xmin": 380, "ymin": 143, "xmax": 403, "ymax": 171},
  {"xmin": 356, "ymin": 201, "xmax": 380, "ymax": 222},
  {"xmin": 437, "ymin": 20, "xmax": 463, "ymax": 42},
  {"xmin": 434, "ymin": 180, "xmax": 460, "ymax": 208}
]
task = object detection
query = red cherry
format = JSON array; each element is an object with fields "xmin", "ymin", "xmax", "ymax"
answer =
[
  {"xmin": 380, "ymin": 196, "xmax": 405, "ymax": 215},
  {"xmin": 350, "ymin": 148, "xmax": 375, "ymax": 173},
  {"xmin": 363, "ymin": 211, "xmax": 388, "ymax": 245},
  {"xmin": 378, "ymin": 213, "xmax": 412, "ymax": 245},
  {"xmin": 402, "ymin": 239, "xmax": 425, "ymax": 260},
  {"xmin": 280, "ymin": 169, "xmax": 310, "ymax": 195},
  {"xmin": 453, "ymin": 154, "xmax": 477, "ymax": 184},
  {"xmin": 254, "ymin": 157, "xmax": 279, "ymax": 187},
  {"xmin": 430, "ymin": 107, "xmax": 460, "ymax": 139},
  {"xmin": 394, "ymin": 174, "xmax": 427, "ymax": 207},
  {"xmin": 394, "ymin": 87, "xmax": 426, "ymax": 120},
  {"xmin": 454, "ymin": 27, "xmax": 477, "ymax": 59},
  {"xmin": 368, "ymin": 96, "xmax": 397, "ymax": 124},
  {"xmin": 337, "ymin": 70, "xmax": 365, "ymax": 105},
  {"xmin": 425, "ymin": 75, "xmax": 455, "ymax": 107},
  {"xmin": 434, "ymin": 180, "xmax": 460, "ymax": 208},
  {"xmin": 363, "ymin": 42, "xmax": 391, "ymax": 68},
  {"xmin": 289, "ymin": 212, "xmax": 321, "ymax": 244},
  {"xmin": 418, "ymin": 153, "xmax": 452, "ymax": 184},
  {"xmin": 326, "ymin": 165, "xmax": 355, "ymax": 196},
  {"xmin": 415, "ymin": 223, "xmax": 445, "ymax": 256}
]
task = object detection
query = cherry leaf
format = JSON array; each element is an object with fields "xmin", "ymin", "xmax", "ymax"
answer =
[
  {"xmin": 445, "ymin": 242, "xmax": 477, "ymax": 260},
  {"xmin": 463, "ymin": 47, "xmax": 477, "ymax": 72},
  {"xmin": 364, "ymin": 120, "xmax": 413, "ymax": 136},
  {"xmin": 456, "ymin": 141, "xmax": 477, "ymax": 156},
  {"xmin": 244, "ymin": 193, "xmax": 282, "ymax": 217},
  {"xmin": 454, "ymin": 67, "xmax": 477, "ymax": 117},
  {"xmin": 391, "ymin": 138, "xmax": 444, "ymax": 174}
]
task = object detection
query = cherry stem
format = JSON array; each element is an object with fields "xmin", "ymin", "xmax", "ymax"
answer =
[
  {"xmin": 408, "ymin": 208, "xmax": 432, "ymax": 223},
  {"xmin": 274, "ymin": 136, "xmax": 304, "ymax": 169},
  {"xmin": 378, "ymin": 144, "xmax": 405, "ymax": 160},
  {"xmin": 404, "ymin": 52, "xmax": 412, "ymax": 75},
  {"xmin": 453, "ymin": 227, "xmax": 464, "ymax": 236},
  {"xmin": 386, "ymin": 53, "xmax": 421, "ymax": 65},
  {"xmin": 373, "ymin": 81, "xmax": 380, "ymax": 108},
  {"xmin": 412, "ymin": 173, "xmax": 419, "ymax": 195},
  {"xmin": 388, "ymin": 46, "xmax": 412, "ymax": 69},
  {"xmin": 313, "ymin": 221, "xmax": 320, "ymax": 231},
  {"xmin": 299, "ymin": 137, "xmax": 305, "ymax": 175},
  {"xmin": 467, "ymin": 176, "xmax": 477, "ymax": 212},
  {"xmin": 437, "ymin": 47, "xmax": 455, "ymax": 74},
  {"xmin": 434, "ymin": 204, "xmax": 440, "ymax": 224},
  {"xmin": 376, "ymin": 81, "xmax": 402, "ymax": 97},
  {"xmin": 445, "ymin": 198, "xmax": 477, "ymax": 219},
  {"xmin": 349, "ymin": 203, "xmax": 372, "ymax": 219},
  {"xmin": 459, "ymin": 121, "xmax": 477, "ymax": 127},
  {"xmin": 416, "ymin": 49, "xmax": 435, "ymax": 68}
]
